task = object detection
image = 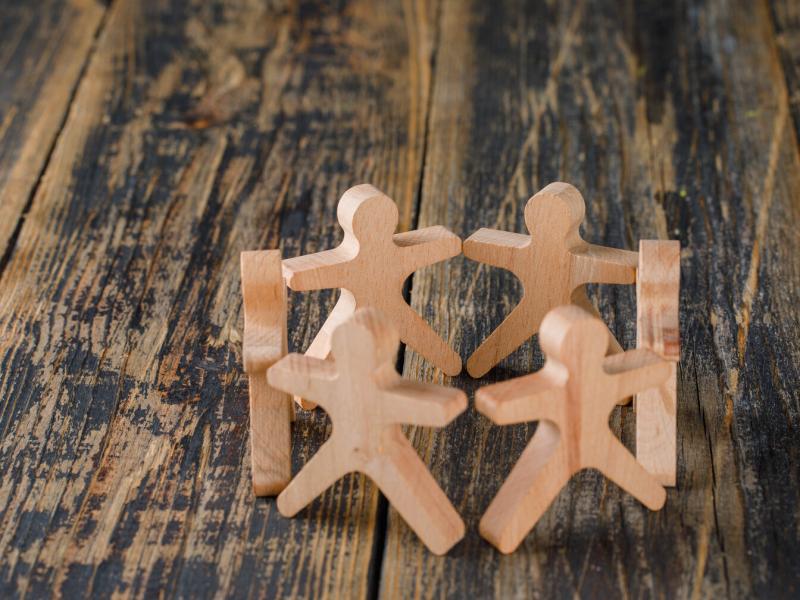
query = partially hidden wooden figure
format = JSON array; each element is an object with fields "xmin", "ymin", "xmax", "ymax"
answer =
[
  {"xmin": 241, "ymin": 250, "xmax": 294, "ymax": 496},
  {"xmin": 282, "ymin": 184, "xmax": 462, "ymax": 409},
  {"xmin": 636, "ymin": 240, "xmax": 681, "ymax": 486},
  {"xmin": 476, "ymin": 305, "xmax": 671, "ymax": 554},
  {"xmin": 268, "ymin": 308, "xmax": 467, "ymax": 555},
  {"xmin": 463, "ymin": 182, "xmax": 638, "ymax": 378}
]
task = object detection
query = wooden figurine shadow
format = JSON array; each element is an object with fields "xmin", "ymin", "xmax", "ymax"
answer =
[
  {"xmin": 282, "ymin": 184, "xmax": 462, "ymax": 408},
  {"xmin": 476, "ymin": 305, "xmax": 670, "ymax": 554},
  {"xmin": 268, "ymin": 308, "xmax": 467, "ymax": 555},
  {"xmin": 241, "ymin": 250, "xmax": 293, "ymax": 496},
  {"xmin": 463, "ymin": 182, "xmax": 638, "ymax": 378}
]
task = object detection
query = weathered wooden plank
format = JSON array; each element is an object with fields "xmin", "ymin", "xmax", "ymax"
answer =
[
  {"xmin": 772, "ymin": 0, "xmax": 800, "ymax": 141},
  {"xmin": 0, "ymin": 0, "xmax": 106, "ymax": 260},
  {"xmin": 0, "ymin": 0, "xmax": 434, "ymax": 597},
  {"xmin": 381, "ymin": 0, "xmax": 800, "ymax": 597}
]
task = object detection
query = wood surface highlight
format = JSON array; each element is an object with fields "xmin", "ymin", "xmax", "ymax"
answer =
[
  {"xmin": 463, "ymin": 182, "xmax": 638, "ymax": 378},
  {"xmin": 241, "ymin": 250, "xmax": 293, "ymax": 496},
  {"xmin": 268, "ymin": 308, "xmax": 467, "ymax": 555},
  {"xmin": 635, "ymin": 240, "xmax": 681, "ymax": 487},
  {"xmin": 476, "ymin": 305, "xmax": 670, "ymax": 554}
]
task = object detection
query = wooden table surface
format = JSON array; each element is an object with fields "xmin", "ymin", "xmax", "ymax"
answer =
[{"xmin": 1, "ymin": 1, "xmax": 799, "ymax": 598}]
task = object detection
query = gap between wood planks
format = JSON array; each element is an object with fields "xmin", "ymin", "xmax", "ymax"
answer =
[
  {"xmin": 0, "ymin": 3, "xmax": 113, "ymax": 278},
  {"xmin": 366, "ymin": 2, "xmax": 444, "ymax": 597}
]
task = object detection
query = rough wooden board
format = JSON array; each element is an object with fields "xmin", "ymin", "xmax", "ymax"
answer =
[
  {"xmin": 0, "ymin": 0, "xmax": 434, "ymax": 597},
  {"xmin": 0, "ymin": 0, "xmax": 106, "ymax": 260},
  {"xmin": 772, "ymin": 0, "xmax": 800, "ymax": 141},
  {"xmin": 382, "ymin": 0, "xmax": 800, "ymax": 598}
]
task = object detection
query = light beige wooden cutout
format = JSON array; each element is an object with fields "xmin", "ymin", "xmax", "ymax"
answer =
[
  {"xmin": 463, "ymin": 182, "xmax": 638, "ymax": 378},
  {"xmin": 268, "ymin": 308, "xmax": 467, "ymax": 555},
  {"xmin": 636, "ymin": 240, "xmax": 680, "ymax": 486},
  {"xmin": 476, "ymin": 305, "xmax": 671, "ymax": 554},
  {"xmin": 282, "ymin": 184, "xmax": 462, "ymax": 409},
  {"xmin": 241, "ymin": 250, "xmax": 293, "ymax": 496}
]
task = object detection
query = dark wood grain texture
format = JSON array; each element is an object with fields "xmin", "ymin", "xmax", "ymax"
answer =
[
  {"xmin": 0, "ymin": 0, "xmax": 798, "ymax": 598},
  {"xmin": 0, "ymin": 0, "xmax": 434, "ymax": 597},
  {"xmin": 0, "ymin": 0, "xmax": 106, "ymax": 260}
]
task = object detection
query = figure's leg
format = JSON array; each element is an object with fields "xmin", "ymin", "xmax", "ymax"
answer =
[
  {"xmin": 479, "ymin": 422, "xmax": 569, "ymax": 554},
  {"xmin": 598, "ymin": 435, "xmax": 666, "ymax": 510},
  {"xmin": 466, "ymin": 302, "xmax": 542, "ymax": 378},
  {"xmin": 276, "ymin": 441, "xmax": 343, "ymax": 517},
  {"xmin": 570, "ymin": 285, "xmax": 624, "ymax": 354},
  {"xmin": 570, "ymin": 286, "xmax": 631, "ymax": 405},
  {"xmin": 393, "ymin": 301, "xmax": 462, "ymax": 376},
  {"xmin": 296, "ymin": 290, "xmax": 356, "ymax": 409},
  {"xmin": 368, "ymin": 431, "xmax": 464, "ymax": 555}
]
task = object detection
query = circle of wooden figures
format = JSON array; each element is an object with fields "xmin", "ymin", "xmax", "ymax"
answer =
[{"xmin": 240, "ymin": 182, "xmax": 681, "ymax": 555}]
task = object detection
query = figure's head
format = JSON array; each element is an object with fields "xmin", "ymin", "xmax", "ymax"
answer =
[
  {"xmin": 538, "ymin": 304, "xmax": 608, "ymax": 369},
  {"xmin": 337, "ymin": 184, "xmax": 399, "ymax": 242},
  {"xmin": 331, "ymin": 307, "xmax": 399, "ymax": 369},
  {"xmin": 523, "ymin": 182, "xmax": 585, "ymax": 242}
]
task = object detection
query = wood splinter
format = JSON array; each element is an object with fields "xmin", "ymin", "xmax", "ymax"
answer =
[
  {"xmin": 241, "ymin": 250, "xmax": 293, "ymax": 496},
  {"xmin": 282, "ymin": 184, "xmax": 462, "ymax": 409},
  {"xmin": 636, "ymin": 240, "xmax": 681, "ymax": 486},
  {"xmin": 463, "ymin": 182, "xmax": 638, "ymax": 378},
  {"xmin": 476, "ymin": 304, "xmax": 670, "ymax": 554},
  {"xmin": 268, "ymin": 308, "xmax": 467, "ymax": 555}
]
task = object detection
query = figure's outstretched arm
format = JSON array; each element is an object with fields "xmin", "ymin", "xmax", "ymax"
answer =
[
  {"xmin": 466, "ymin": 301, "xmax": 544, "ymax": 378},
  {"xmin": 368, "ymin": 431, "xmax": 465, "ymax": 555},
  {"xmin": 463, "ymin": 228, "xmax": 530, "ymax": 271},
  {"xmin": 475, "ymin": 371, "xmax": 564, "ymax": 425},
  {"xmin": 570, "ymin": 245, "xmax": 637, "ymax": 287},
  {"xmin": 282, "ymin": 248, "xmax": 353, "ymax": 291},
  {"xmin": 393, "ymin": 301, "xmax": 462, "ymax": 376},
  {"xmin": 267, "ymin": 354, "xmax": 338, "ymax": 409},
  {"xmin": 598, "ymin": 435, "xmax": 666, "ymax": 510},
  {"xmin": 276, "ymin": 441, "xmax": 343, "ymax": 517},
  {"xmin": 479, "ymin": 422, "xmax": 569, "ymax": 554},
  {"xmin": 381, "ymin": 380, "xmax": 467, "ymax": 427},
  {"xmin": 603, "ymin": 348, "xmax": 671, "ymax": 404},
  {"xmin": 394, "ymin": 226, "xmax": 461, "ymax": 273}
]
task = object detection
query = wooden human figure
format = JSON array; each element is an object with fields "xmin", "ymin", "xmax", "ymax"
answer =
[
  {"xmin": 476, "ymin": 305, "xmax": 670, "ymax": 554},
  {"xmin": 268, "ymin": 308, "xmax": 467, "ymax": 555},
  {"xmin": 635, "ymin": 240, "xmax": 681, "ymax": 486},
  {"xmin": 282, "ymin": 184, "xmax": 462, "ymax": 409},
  {"xmin": 241, "ymin": 250, "xmax": 293, "ymax": 496},
  {"xmin": 463, "ymin": 182, "xmax": 638, "ymax": 378}
]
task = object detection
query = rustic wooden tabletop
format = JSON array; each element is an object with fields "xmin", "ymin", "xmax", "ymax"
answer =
[{"xmin": 1, "ymin": 0, "xmax": 799, "ymax": 598}]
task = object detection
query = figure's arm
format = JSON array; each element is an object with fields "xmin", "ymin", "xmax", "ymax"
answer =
[
  {"xmin": 282, "ymin": 248, "xmax": 353, "ymax": 291},
  {"xmin": 603, "ymin": 348, "xmax": 671, "ymax": 402},
  {"xmin": 570, "ymin": 245, "xmax": 637, "ymax": 287},
  {"xmin": 267, "ymin": 354, "xmax": 338, "ymax": 409},
  {"xmin": 463, "ymin": 228, "xmax": 529, "ymax": 270},
  {"xmin": 475, "ymin": 370, "xmax": 565, "ymax": 425},
  {"xmin": 394, "ymin": 226, "xmax": 461, "ymax": 273},
  {"xmin": 381, "ymin": 380, "xmax": 467, "ymax": 427}
]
